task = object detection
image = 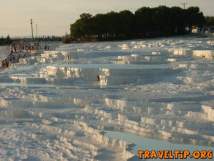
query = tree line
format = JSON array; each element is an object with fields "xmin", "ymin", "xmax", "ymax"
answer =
[
  {"xmin": 0, "ymin": 36, "xmax": 62, "ymax": 46},
  {"xmin": 69, "ymin": 6, "xmax": 206, "ymax": 42},
  {"xmin": 206, "ymin": 16, "xmax": 214, "ymax": 27},
  {"xmin": 0, "ymin": 35, "xmax": 12, "ymax": 45},
  {"xmin": 18, "ymin": 36, "xmax": 62, "ymax": 42}
]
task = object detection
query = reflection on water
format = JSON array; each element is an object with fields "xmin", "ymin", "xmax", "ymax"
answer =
[{"xmin": 0, "ymin": 37, "xmax": 214, "ymax": 160}]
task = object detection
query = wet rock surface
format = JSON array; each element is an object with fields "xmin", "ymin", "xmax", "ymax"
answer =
[{"xmin": 0, "ymin": 37, "xmax": 214, "ymax": 160}]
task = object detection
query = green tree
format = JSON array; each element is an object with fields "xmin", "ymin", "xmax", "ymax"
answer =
[{"xmin": 69, "ymin": 6, "xmax": 206, "ymax": 41}]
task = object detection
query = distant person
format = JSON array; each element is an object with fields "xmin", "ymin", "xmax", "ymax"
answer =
[
  {"xmin": 10, "ymin": 47, "xmax": 13, "ymax": 54},
  {"xmin": 1, "ymin": 59, "xmax": 9, "ymax": 68},
  {"xmin": 97, "ymin": 75, "xmax": 100, "ymax": 81},
  {"xmin": 44, "ymin": 45, "xmax": 50, "ymax": 51},
  {"xmin": 14, "ymin": 45, "xmax": 17, "ymax": 53},
  {"xmin": 10, "ymin": 44, "xmax": 15, "ymax": 54}
]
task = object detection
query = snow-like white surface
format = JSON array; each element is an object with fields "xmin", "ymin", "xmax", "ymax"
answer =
[
  {"xmin": 193, "ymin": 50, "xmax": 214, "ymax": 60},
  {"xmin": 0, "ymin": 37, "xmax": 214, "ymax": 160}
]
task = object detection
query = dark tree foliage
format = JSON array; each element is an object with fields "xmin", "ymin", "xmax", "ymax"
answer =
[
  {"xmin": 12, "ymin": 36, "xmax": 62, "ymax": 42},
  {"xmin": 0, "ymin": 35, "xmax": 12, "ymax": 45},
  {"xmin": 206, "ymin": 17, "xmax": 214, "ymax": 26},
  {"xmin": 70, "ymin": 6, "xmax": 206, "ymax": 41}
]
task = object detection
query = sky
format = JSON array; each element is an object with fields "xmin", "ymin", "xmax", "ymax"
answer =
[{"xmin": 0, "ymin": 0, "xmax": 213, "ymax": 37}]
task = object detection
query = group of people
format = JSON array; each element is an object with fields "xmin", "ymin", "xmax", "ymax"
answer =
[
  {"xmin": 10, "ymin": 42, "xmax": 40, "ymax": 54},
  {"xmin": 1, "ymin": 41, "xmax": 50, "ymax": 69}
]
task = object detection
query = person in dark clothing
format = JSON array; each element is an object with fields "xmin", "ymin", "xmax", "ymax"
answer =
[
  {"xmin": 1, "ymin": 59, "xmax": 9, "ymax": 68},
  {"xmin": 97, "ymin": 75, "xmax": 100, "ymax": 81}
]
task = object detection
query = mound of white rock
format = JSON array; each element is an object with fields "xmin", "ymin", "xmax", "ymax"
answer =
[
  {"xmin": 168, "ymin": 48, "xmax": 190, "ymax": 56},
  {"xmin": 192, "ymin": 50, "xmax": 214, "ymax": 60}
]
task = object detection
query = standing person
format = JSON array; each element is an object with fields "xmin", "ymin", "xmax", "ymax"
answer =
[
  {"xmin": 13, "ymin": 43, "xmax": 17, "ymax": 53},
  {"xmin": 10, "ymin": 45, "xmax": 14, "ymax": 54}
]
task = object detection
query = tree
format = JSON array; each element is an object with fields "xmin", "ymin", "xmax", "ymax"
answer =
[
  {"xmin": 185, "ymin": 7, "xmax": 205, "ymax": 31},
  {"xmin": 69, "ymin": 6, "xmax": 206, "ymax": 41},
  {"xmin": 118, "ymin": 10, "xmax": 134, "ymax": 37},
  {"xmin": 0, "ymin": 35, "xmax": 12, "ymax": 45},
  {"xmin": 206, "ymin": 17, "xmax": 214, "ymax": 26}
]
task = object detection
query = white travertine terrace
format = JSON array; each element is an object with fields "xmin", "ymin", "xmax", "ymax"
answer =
[
  {"xmin": 207, "ymin": 40, "xmax": 214, "ymax": 46},
  {"xmin": 168, "ymin": 48, "xmax": 190, "ymax": 56},
  {"xmin": 202, "ymin": 104, "xmax": 214, "ymax": 122},
  {"xmin": 105, "ymin": 98, "xmax": 127, "ymax": 111},
  {"xmin": 40, "ymin": 66, "xmax": 81, "ymax": 79},
  {"xmin": 167, "ymin": 58, "xmax": 176, "ymax": 62},
  {"xmin": 0, "ymin": 98, "xmax": 9, "ymax": 108},
  {"xmin": 192, "ymin": 50, "xmax": 214, "ymax": 60},
  {"xmin": 116, "ymin": 55, "xmax": 139, "ymax": 64},
  {"xmin": 0, "ymin": 37, "xmax": 214, "ymax": 160},
  {"xmin": 186, "ymin": 103, "xmax": 214, "ymax": 123},
  {"xmin": 119, "ymin": 44, "xmax": 130, "ymax": 50}
]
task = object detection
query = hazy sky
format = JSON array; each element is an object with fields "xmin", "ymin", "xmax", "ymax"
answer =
[{"xmin": 0, "ymin": 0, "xmax": 213, "ymax": 37}]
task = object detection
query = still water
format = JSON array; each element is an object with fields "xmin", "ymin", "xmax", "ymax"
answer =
[{"xmin": 0, "ymin": 37, "xmax": 213, "ymax": 161}]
